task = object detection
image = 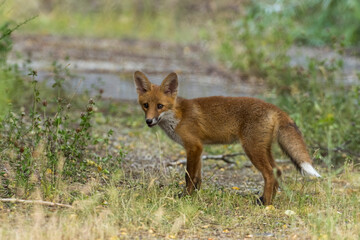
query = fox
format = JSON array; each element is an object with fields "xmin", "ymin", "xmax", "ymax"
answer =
[{"xmin": 134, "ymin": 71, "xmax": 321, "ymax": 205}]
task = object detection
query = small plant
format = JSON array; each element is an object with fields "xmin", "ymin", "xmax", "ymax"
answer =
[
  {"xmin": 0, "ymin": 21, "xmax": 12, "ymax": 63},
  {"xmin": 0, "ymin": 16, "xmax": 13, "ymax": 117},
  {"xmin": 0, "ymin": 68, "xmax": 125, "ymax": 200},
  {"xmin": 0, "ymin": 13, "xmax": 125, "ymax": 200},
  {"xmin": 0, "ymin": 10, "xmax": 37, "ymax": 116}
]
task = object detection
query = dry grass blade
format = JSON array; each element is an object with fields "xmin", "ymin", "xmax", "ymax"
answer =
[{"xmin": 0, "ymin": 198, "xmax": 73, "ymax": 208}]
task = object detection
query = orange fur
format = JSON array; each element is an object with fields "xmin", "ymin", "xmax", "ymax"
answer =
[{"xmin": 134, "ymin": 71, "xmax": 320, "ymax": 205}]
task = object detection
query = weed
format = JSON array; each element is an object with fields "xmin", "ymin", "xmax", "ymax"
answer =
[
  {"xmin": 0, "ymin": 11, "xmax": 125, "ymax": 201},
  {"xmin": 0, "ymin": 67, "xmax": 125, "ymax": 201}
]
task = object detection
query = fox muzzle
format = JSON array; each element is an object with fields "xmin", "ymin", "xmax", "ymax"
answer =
[{"xmin": 145, "ymin": 118, "xmax": 159, "ymax": 127}]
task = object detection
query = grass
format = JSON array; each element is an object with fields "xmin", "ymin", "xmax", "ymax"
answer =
[
  {"xmin": 0, "ymin": 118, "xmax": 359, "ymax": 239},
  {"xmin": 17, "ymin": 12, "xmax": 201, "ymax": 43},
  {"xmin": 0, "ymin": 0, "xmax": 229, "ymax": 43}
]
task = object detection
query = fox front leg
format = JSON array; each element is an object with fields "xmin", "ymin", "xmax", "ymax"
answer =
[{"xmin": 183, "ymin": 142, "xmax": 203, "ymax": 195}]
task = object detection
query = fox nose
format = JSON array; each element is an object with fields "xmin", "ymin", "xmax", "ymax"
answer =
[{"xmin": 146, "ymin": 119, "xmax": 153, "ymax": 125}]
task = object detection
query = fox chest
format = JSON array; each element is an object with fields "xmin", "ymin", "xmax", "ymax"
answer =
[{"xmin": 158, "ymin": 112, "xmax": 183, "ymax": 145}]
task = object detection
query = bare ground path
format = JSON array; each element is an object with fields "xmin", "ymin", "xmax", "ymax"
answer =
[{"xmin": 9, "ymin": 34, "xmax": 263, "ymax": 100}]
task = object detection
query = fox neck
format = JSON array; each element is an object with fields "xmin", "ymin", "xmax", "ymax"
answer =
[{"xmin": 158, "ymin": 109, "xmax": 182, "ymax": 145}]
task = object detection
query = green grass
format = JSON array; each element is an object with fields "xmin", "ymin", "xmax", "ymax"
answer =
[
  {"xmin": 17, "ymin": 12, "xmax": 200, "ymax": 43},
  {"xmin": 0, "ymin": 0, "xmax": 216, "ymax": 43}
]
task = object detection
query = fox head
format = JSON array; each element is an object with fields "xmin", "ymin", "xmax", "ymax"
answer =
[{"xmin": 134, "ymin": 71, "xmax": 178, "ymax": 127}]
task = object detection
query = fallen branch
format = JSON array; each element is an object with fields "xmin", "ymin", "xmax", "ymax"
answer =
[
  {"xmin": 202, "ymin": 153, "xmax": 246, "ymax": 164},
  {"xmin": 167, "ymin": 159, "xmax": 186, "ymax": 166},
  {"xmin": 167, "ymin": 153, "xmax": 246, "ymax": 166},
  {"xmin": 0, "ymin": 198, "xmax": 73, "ymax": 208}
]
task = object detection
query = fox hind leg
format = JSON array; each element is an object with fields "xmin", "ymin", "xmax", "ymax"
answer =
[
  {"xmin": 268, "ymin": 148, "xmax": 282, "ymax": 200},
  {"xmin": 242, "ymin": 142, "xmax": 277, "ymax": 205}
]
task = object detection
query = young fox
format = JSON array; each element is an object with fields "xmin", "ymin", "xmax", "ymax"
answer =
[{"xmin": 134, "ymin": 71, "xmax": 321, "ymax": 205}]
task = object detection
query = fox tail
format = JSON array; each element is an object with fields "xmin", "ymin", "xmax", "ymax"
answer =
[{"xmin": 277, "ymin": 121, "xmax": 321, "ymax": 178}]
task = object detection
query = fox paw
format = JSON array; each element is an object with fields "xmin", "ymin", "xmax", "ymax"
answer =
[
  {"xmin": 176, "ymin": 191, "xmax": 190, "ymax": 198},
  {"xmin": 177, "ymin": 191, "xmax": 184, "ymax": 198},
  {"xmin": 256, "ymin": 196, "xmax": 265, "ymax": 206},
  {"xmin": 177, "ymin": 188, "xmax": 197, "ymax": 198}
]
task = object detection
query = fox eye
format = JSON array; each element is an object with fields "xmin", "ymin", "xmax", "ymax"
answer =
[
  {"xmin": 157, "ymin": 104, "xmax": 164, "ymax": 109},
  {"xmin": 143, "ymin": 103, "xmax": 149, "ymax": 109}
]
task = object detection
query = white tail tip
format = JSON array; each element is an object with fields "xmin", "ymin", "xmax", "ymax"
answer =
[{"xmin": 300, "ymin": 162, "xmax": 321, "ymax": 178}]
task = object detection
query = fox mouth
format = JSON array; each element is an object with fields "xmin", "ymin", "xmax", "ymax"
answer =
[
  {"xmin": 146, "ymin": 117, "xmax": 161, "ymax": 127},
  {"xmin": 146, "ymin": 113, "xmax": 166, "ymax": 127},
  {"xmin": 147, "ymin": 122, "xmax": 157, "ymax": 127}
]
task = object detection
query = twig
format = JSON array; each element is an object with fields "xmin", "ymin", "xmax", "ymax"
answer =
[
  {"xmin": 0, "ymin": 198, "xmax": 73, "ymax": 208},
  {"xmin": 202, "ymin": 153, "xmax": 246, "ymax": 164},
  {"xmin": 0, "ymin": 15, "xmax": 38, "ymax": 40},
  {"xmin": 167, "ymin": 158, "xmax": 186, "ymax": 166},
  {"xmin": 167, "ymin": 153, "xmax": 246, "ymax": 166}
]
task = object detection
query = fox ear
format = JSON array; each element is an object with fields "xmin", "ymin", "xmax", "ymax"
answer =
[
  {"xmin": 161, "ymin": 72, "xmax": 178, "ymax": 95},
  {"xmin": 134, "ymin": 71, "xmax": 151, "ymax": 95}
]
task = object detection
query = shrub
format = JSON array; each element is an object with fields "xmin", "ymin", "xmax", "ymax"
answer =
[
  {"xmin": 218, "ymin": 1, "xmax": 360, "ymax": 164},
  {"xmin": 0, "ymin": 69, "xmax": 125, "ymax": 200}
]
